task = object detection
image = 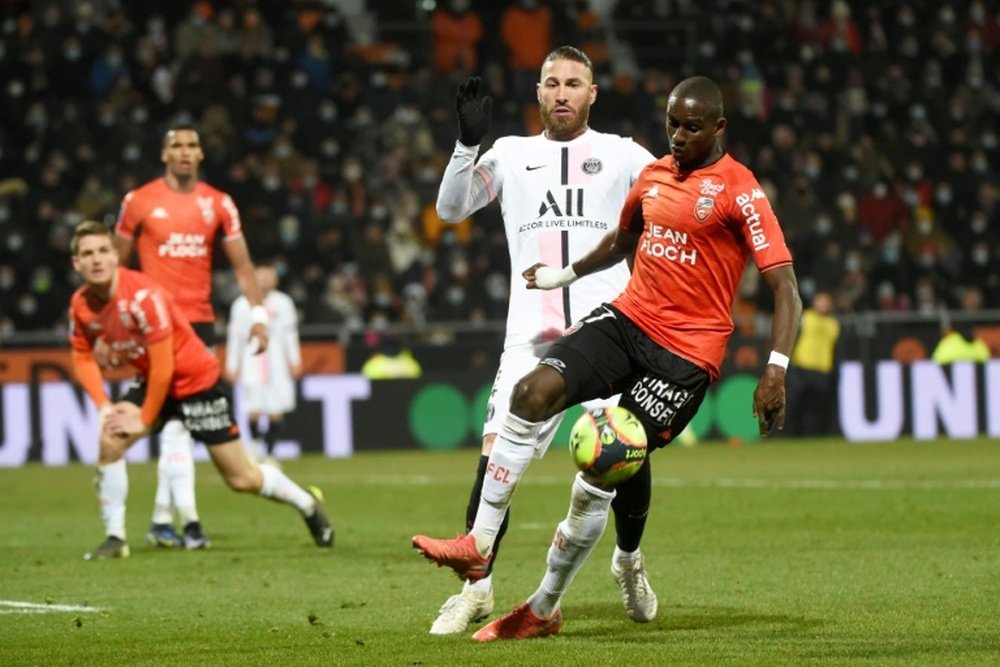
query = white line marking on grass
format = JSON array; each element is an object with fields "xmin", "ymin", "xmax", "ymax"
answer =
[
  {"xmin": 0, "ymin": 600, "xmax": 104, "ymax": 614},
  {"xmin": 350, "ymin": 475, "xmax": 1000, "ymax": 490}
]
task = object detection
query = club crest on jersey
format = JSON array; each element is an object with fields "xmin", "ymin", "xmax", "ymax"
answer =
[
  {"xmin": 196, "ymin": 196, "xmax": 215, "ymax": 224},
  {"xmin": 581, "ymin": 157, "xmax": 602, "ymax": 175},
  {"xmin": 694, "ymin": 196, "xmax": 715, "ymax": 222}
]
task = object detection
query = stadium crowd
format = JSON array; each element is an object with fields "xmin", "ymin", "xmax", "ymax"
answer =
[{"xmin": 0, "ymin": 0, "xmax": 997, "ymax": 337}]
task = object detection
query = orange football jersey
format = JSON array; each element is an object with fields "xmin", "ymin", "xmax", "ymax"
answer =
[
  {"xmin": 68, "ymin": 268, "xmax": 220, "ymax": 398},
  {"xmin": 613, "ymin": 153, "xmax": 793, "ymax": 379},
  {"xmin": 115, "ymin": 177, "xmax": 243, "ymax": 323}
]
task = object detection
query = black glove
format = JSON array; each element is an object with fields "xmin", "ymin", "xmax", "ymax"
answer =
[{"xmin": 456, "ymin": 76, "xmax": 493, "ymax": 147}]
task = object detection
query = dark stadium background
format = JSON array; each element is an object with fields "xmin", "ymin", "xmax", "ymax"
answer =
[{"xmin": 1, "ymin": 0, "xmax": 997, "ymax": 449}]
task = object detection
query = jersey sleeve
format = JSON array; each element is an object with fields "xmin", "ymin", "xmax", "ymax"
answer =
[
  {"xmin": 436, "ymin": 140, "xmax": 500, "ymax": 221},
  {"xmin": 114, "ymin": 191, "xmax": 140, "ymax": 239},
  {"xmin": 219, "ymin": 193, "xmax": 244, "ymax": 239},
  {"xmin": 725, "ymin": 176, "xmax": 792, "ymax": 272}
]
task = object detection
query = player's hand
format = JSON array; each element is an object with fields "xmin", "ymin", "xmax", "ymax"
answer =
[
  {"xmin": 523, "ymin": 263, "xmax": 577, "ymax": 290},
  {"xmin": 102, "ymin": 402, "xmax": 145, "ymax": 439},
  {"xmin": 456, "ymin": 76, "xmax": 492, "ymax": 147},
  {"xmin": 249, "ymin": 323, "xmax": 269, "ymax": 354},
  {"xmin": 752, "ymin": 365, "xmax": 787, "ymax": 437}
]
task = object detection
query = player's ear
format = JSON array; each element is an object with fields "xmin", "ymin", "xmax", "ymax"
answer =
[
  {"xmin": 589, "ymin": 82, "xmax": 597, "ymax": 105},
  {"xmin": 714, "ymin": 116, "xmax": 727, "ymax": 138}
]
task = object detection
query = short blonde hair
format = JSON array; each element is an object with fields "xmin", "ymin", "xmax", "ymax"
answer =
[{"xmin": 71, "ymin": 220, "xmax": 113, "ymax": 255}]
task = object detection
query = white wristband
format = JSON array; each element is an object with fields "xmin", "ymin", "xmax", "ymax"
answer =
[
  {"xmin": 767, "ymin": 350, "xmax": 789, "ymax": 369},
  {"xmin": 534, "ymin": 265, "xmax": 578, "ymax": 290},
  {"xmin": 250, "ymin": 305, "xmax": 269, "ymax": 327}
]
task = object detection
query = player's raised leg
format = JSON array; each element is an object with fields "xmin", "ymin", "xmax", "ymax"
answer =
[
  {"xmin": 207, "ymin": 439, "xmax": 333, "ymax": 547},
  {"xmin": 473, "ymin": 472, "xmax": 614, "ymax": 640},
  {"xmin": 412, "ymin": 413, "xmax": 543, "ymax": 579},
  {"xmin": 427, "ymin": 450, "xmax": 504, "ymax": 635}
]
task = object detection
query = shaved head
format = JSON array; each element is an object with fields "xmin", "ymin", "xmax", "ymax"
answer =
[{"xmin": 669, "ymin": 76, "xmax": 724, "ymax": 119}]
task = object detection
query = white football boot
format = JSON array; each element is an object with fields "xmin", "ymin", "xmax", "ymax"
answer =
[
  {"xmin": 611, "ymin": 553, "xmax": 658, "ymax": 622},
  {"xmin": 429, "ymin": 586, "xmax": 495, "ymax": 635}
]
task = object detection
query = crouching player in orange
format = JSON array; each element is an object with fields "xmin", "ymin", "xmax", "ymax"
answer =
[{"xmin": 67, "ymin": 221, "xmax": 333, "ymax": 559}]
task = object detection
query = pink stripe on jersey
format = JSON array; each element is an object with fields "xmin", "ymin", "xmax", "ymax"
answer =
[
  {"xmin": 475, "ymin": 165, "xmax": 497, "ymax": 200},
  {"xmin": 539, "ymin": 230, "xmax": 564, "ymax": 338},
  {"xmin": 566, "ymin": 141, "xmax": 594, "ymax": 186}
]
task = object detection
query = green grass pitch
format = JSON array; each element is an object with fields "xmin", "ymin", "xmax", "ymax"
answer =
[{"xmin": 1, "ymin": 438, "xmax": 998, "ymax": 666}]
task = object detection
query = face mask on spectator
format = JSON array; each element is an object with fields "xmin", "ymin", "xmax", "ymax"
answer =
[
  {"xmin": 917, "ymin": 219, "xmax": 933, "ymax": 235},
  {"xmin": 934, "ymin": 188, "xmax": 952, "ymax": 205}
]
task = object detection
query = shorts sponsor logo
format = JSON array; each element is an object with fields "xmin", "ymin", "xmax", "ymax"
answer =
[
  {"xmin": 627, "ymin": 375, "xmax": 692, "ymax": 426},
  {"xmin": 181, "ymin": 396, "xmax": 233, "ymax": 433}
]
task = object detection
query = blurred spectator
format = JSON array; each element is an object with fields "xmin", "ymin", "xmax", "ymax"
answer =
[
  {"xmin": 430, "ymin": 0, "xmax": 483, "ymax": 75},
  {"xmin": 360, "ymin": 331, "xmax": 422, "ymax": 379},
  {"xmin": 857, "ymin": 181, "xmax": 910, "ymax": 244},
  {"xmin": 786, "ymin": 291, "xmax": 841, "ymax": 436},
  {"xmin": 501, "ymin": 0, "xmax": 552, "ymax": 102},
  {"xmin": 0, "ymin": 3, "xmax": 996, "ymax": 336}
]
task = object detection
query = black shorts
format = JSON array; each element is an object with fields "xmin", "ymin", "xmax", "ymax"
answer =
[
  {"xmin": 191, "ymin": 322, "xmax": 217, "ymax": 350},
  {"xmin": 543, "ymin": 304, "xmax": 711, "ymax": 450},
  {"xmin": 122, "ymin": 378, "xmax": 241, "ymax": 445}
]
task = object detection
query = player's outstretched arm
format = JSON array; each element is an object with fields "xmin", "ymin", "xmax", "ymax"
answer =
[
  {"xmin": 753, "ymin": 266, "xmax": 802, "ymax": 436},
  {"xmin": 223, "ymin": 236, "xmax": 269, "ymax": 354},
  {"xmin": 524, "ymin": 228, "xmax": 639, "ymax": 290}
]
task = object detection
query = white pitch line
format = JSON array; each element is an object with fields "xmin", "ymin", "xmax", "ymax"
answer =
[
  {"xmin": 0, "ymin": 600, "xmax": 104, "ymax": 614},
  {"xmin": 346, "ymin": 475, "xmax": 1000, "ymax": 490}
]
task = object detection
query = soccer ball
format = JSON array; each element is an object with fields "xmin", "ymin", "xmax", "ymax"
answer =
[{"xmin": 568, "ymin": 406, "xmax": 648, "ymax": 487}]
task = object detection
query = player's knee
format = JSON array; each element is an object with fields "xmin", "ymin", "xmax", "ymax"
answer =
[
  {"xmin": 222, "ymin": 467, "xmax": 257, "ymax": 493},
  {"xmin": 509, "ymin": 368, "xmax": 565, "ymax": 422}
]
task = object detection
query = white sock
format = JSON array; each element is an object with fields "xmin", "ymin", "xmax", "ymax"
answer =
[
  {"xmin": 613, "ymin": 545, "xmax": 641, "ymax": 567},
  {"xmin": 470, "ymin": 414, "xmax": 541, "ymax": 556},
  {"xmin": 97, "ymin": 459, "xmax": 129, "ymax": 540},
  {"xmin": 151, "ymin": 465, "xmax": 173, "ymax": 525},
  {"xmin": 258, "ymin": 463, "xmax": 315, "ymax": 514},
  {"xmin": 528, "ymin": 473, "xmax": 615, "ymax": 618},
  {"xmin": 464, "ymin": 575, "xmax": 493, "ymax": 595},
  {"xmin": 158, "ymin": 420, "xmax": 199, "ymax": 525}
]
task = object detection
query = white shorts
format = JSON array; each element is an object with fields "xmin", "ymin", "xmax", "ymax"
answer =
[
  {"xmin": 239, "ymin": 379, "xmax": 296, "ymax": 416},
  {"xmin": 483, "ymin": 342, "xmax": 617, "ymax": 458}
]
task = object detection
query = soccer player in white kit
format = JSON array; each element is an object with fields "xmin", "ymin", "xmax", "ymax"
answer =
[
  {"xmin": 225, "ymin": 265, "xmax": 302, "ymax": 463},
  {"xmin": 415, "ymin": 46, "xmax": 656, "ymax": 635}
]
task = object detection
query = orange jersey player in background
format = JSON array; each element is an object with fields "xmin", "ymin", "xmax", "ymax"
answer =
[
  {"xmin": 110, "ymin": 123, "xmax": 270, "ymax": 550},
  {"xmin": 68, "ymin": 221, "xmax": 332, "ymax": 560}
]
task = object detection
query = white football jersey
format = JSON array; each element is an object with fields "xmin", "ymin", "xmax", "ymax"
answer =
[
  {"xmin": 226, "ymin": 290, "xmax": 301, "ymax": 390},
  {"xmin": 459, "ymin": 129, "xmax": 654, "ymax": 348}
]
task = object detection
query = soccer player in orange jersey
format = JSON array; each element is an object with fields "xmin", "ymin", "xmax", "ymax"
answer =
[
  {"xmin": 67, "ymin": 221, "xmax": 332, "ymax": 560},
  {"xmin": 415, "ymin": 76, "xmax": 802, "ymax": 640},
  {"xmin": 112, "ymin": 124, "xmax": 269, "ymax": 549}
]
